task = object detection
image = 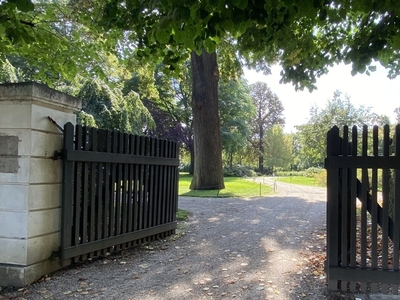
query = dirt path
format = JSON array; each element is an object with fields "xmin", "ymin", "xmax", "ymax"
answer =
[{"xmin": 1, "ymin": 179, "xmax": 328, "ymax": 300}]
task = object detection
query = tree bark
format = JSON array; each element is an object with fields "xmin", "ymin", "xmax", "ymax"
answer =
[{"xmin": 189, "ymin": 50, "xmax": 225, "ymax": 190}]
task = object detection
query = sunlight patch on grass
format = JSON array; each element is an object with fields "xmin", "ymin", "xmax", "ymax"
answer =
[
  {"xmin": 179, "ymin": 173, "xmax": 272, "ymax": 197},
  {"xmin": 276, "ymin": 176, "xmax": 323, "ymax": 187}
]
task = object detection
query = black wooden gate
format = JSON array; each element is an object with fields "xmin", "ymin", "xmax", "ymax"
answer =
[
  {"xmin": 60, "ymin": 123, "xmax": 179, "ymax": 263},
  {"xmin": 326, "ymin": 124, "xmax": 400, "ymax": 294}
]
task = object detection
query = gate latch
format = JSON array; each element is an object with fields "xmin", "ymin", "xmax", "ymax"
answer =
[{"xmin": 53, "ymin": 151, "xmax": 62, "ymax": 160}]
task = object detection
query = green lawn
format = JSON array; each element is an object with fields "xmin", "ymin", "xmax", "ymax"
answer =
[
  {"xmin": 275, "ymin": 176, "xmax": 323, "ymax": 187},
  {"xmin": 179, "ymin": 173, "xmax": 272, "ymax": 197}
]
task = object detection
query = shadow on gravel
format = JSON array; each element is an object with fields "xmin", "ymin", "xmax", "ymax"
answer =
[{"xmin": 1, "ymin": 195, "xmax": 331, "ymax": 300}]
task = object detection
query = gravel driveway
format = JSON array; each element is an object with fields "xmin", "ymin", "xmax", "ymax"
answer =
[{"xmin": 1, "ymin": 179, "xmax": 328, "ymax": 300}]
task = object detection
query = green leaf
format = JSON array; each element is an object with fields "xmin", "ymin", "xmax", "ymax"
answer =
[
  {"xmin": 220, "ymin": 19, "xmax": 234, "ymax": 32},
  {"xmin": 204, "ymin": 38, "xmax": 216, "ymax": 53},
  {"xmin": 232, "ymin": 0, "xmax": 248, "ymax": 10},
  {"xmin": 156, "ymin": 29, "xmax": 170, "ymax": 44},
  {"xmin": 9, "ymin": 0, "xmax": 34, "ymax": 12}
]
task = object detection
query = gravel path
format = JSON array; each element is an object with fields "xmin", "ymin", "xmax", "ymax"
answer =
[{"xmin": 1, "ymin": 179, "xmax": 329, "ymax": 300}]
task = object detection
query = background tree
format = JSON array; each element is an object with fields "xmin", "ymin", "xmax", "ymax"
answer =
[
  {"xmin": 249, "ymin": 82, "xmax": 285, "ymax": 173},
  {"xmin": 76, "ymin": 78, "xmax": 154, "ymax": 135},
  {"xmin": 219, "ymin": 79, "xmax": 256, "ymax": 168},
  {"xmin": 263, "ymin": 125, "xmax": 293, "ymax": 174},
  {"xmin": 296, "ymin": 90, "xmax": 374, "ymax": 167}
]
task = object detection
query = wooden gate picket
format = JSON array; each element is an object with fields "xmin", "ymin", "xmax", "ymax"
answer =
[{"xmin": 60, "ymin": 123, "xmax": 179, "ymax": 263}]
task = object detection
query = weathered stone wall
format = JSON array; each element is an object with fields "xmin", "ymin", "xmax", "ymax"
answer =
[{"xmin": 0, "ymin": 83, "xmax": 81, "ymax": 286}]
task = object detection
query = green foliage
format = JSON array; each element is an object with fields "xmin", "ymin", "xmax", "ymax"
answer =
[
  {"xmin": 263, "ymin": 125, "xmax": 293, "ymax": 171},
  {"xmin": 219, "ymin": 78, "xmax": 256, "ymax": 165},
  {"xmin": 223, "ymin": 165, "xmax": 256, "ymax": 177},
  {"xmin": 249, "ymin": 82, "xmax": 285, "ymax": 172},
  {"xmin": 295, "ymin": 90, "xmax": 374, "ymax": 167},
  {"xmin": 2, "ymin": 0, "xmax": 400, "ymax": 90},
  {"xmin": 77, "ymin": 78, "xmax": 154, "ymax": 135},
  {"xmin": 303, "ymin": 167, "xmax": 325, "ymax": 178}
]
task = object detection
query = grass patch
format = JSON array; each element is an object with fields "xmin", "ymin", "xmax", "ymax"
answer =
[
  {"xmin": 179, "ymin": 173, "xmax": 272, "ymax": 197},
  {"xmin": 176, "ymin": 209, "xmax": 191, "ymax": 222},
  {"xmin": 276, "ymin": 176, "xmax": 324, "ymax": 187}
]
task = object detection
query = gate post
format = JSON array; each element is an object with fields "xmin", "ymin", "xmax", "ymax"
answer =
[
  {"xmin": 325, "ymin": 126, "xmax": 341, "ymax": 290},
  {"xmin": 0, "ymin": 83, "xmax": 81, "ymax": 286}
]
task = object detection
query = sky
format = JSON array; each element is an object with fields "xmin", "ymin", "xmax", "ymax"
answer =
[{"xmin": 244, "ymin": 63, "xmax": 400, "ymax": 133}]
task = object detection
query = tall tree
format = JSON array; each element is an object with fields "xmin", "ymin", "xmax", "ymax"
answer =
[
  {"xmin": 250, "ymin": 82, "xmax": 285, "ymax": 173},
  {"xmin": 264, "ymin": 125, "xmax": 293, "ymax": 173},
  {"xmin": 219, "ymin": 79, "xmax": 255, "ymax": 167},
  {"xmin": 296, "ymin": 90, "xmax": 374, "ymax": 167}
]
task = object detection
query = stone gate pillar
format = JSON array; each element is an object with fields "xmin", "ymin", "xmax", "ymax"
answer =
[{"xmin": 0, "ymin": 82, "xmax": 81, "ymax": 287}]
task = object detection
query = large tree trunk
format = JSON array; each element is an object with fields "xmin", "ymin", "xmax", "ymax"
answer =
[
  {"xmin": 189, "ymin": 142, "xmax": 194, "ymax": 175},
  {"xmin": 189, "ymin": 50, "xmax": 224, "ymax": 190}
]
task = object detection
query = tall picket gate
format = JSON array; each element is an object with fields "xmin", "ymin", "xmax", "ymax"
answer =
[
  {"xmin": 325, "ymin": 124, "xmax": 400, "ymax": 294},
  {"xmin": 60, "ymin": 123, "xmax": 179, "ymax": 263}
]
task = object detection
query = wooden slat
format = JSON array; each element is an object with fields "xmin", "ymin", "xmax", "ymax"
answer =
[
  {"xmin": 61, "ymin": 123, "xmax": 75, "ymax": 264},
  {"xmin": 147, "ymin": 138, "xmax": 156, "ymax": 241},
  {"xmin": 72, "ymin": 125, "xmax": 83, "ymax": 263},
  {"xmin": 120, "ymin": 133, "xmax": 129, "ymax": 249},
  {"xmin": 64, "ymin": 149, "xmax": 179, "ymax": 166},
  {"xmin": 62, "ymin": 222, "xmax": 177, "ymax": 260},
  {"xmin": 81, "ymin": 127, "xmax": 90, "ymax": 261},
  {"xmin": 341, "ymin": 126, "xmax": 349, "ymax": 270},
  {"xmin": 137, "ymin": 136, "xmax": 145, "ymax": 245},
  {"xmin": 102, "ymin": 130, "xmax": 111, "ymax": 255},
  {"xmin": 393, "ymin": 125, "xmax": 400, "ymax": 294},
  {"xmin": 360, "ymin": 125, "xmax": 368, "ymax": 292},
  {"xmin": 329, "ymin": 267, "xmax": 400, "ymax": 284},
  {"xmin": 154, "ymin": 139, "xmax": 161, "ymax": 239},
  {"xmin": 96, "ymin": 130, "xmax": 104, "ymax": 244},
  {"xmin": 381, "ymin": 124, "xmax": 390, "ymax": 294},
  {"xmin": 142, "ymin": 137, "xmax": 149, "ymax": 242},
  {"xmin": 88, "ymin": 127, "xmax": 97, "ymax": 258},
  {"xmin": 325, "ymin": 155, "xmax": 400, "ymax": 169},
  {"xmin": 370, "ymin": 126, "xmax": 378, "ymax": 293},
  {"xmin": 114, "ymin": 132, "xmax": 123, "ymax": 250},
  {"xmin": 127, "ymin": 134, "xmax": 134, "ymax": 246},
  {"xmin": 349, "ymin": 126, "xmax": 358, "ymax": 291},
  {"xmin": 326, "ymin": 127, "xmax": 340, "ymax": 290}
]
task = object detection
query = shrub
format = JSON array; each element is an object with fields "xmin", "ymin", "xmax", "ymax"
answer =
[
  {"xmin": 223, "ymin": 165, "xmax": 256, "ymax": 177},
  {"xmin": 304, "ymin": 167, "xmax": 324, "ymax": 178},
  {"xmin": 179, "ymin": 163, "xmax": 191, "ymax": 172},
  {"xmin": 314, "ymin": 169, "xmax": 327, "ymax": 187}
]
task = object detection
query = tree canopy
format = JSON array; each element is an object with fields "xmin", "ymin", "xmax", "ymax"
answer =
[{"xmin": 2, "ymin": 0, "xmax": 400, "ymax": 89}]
